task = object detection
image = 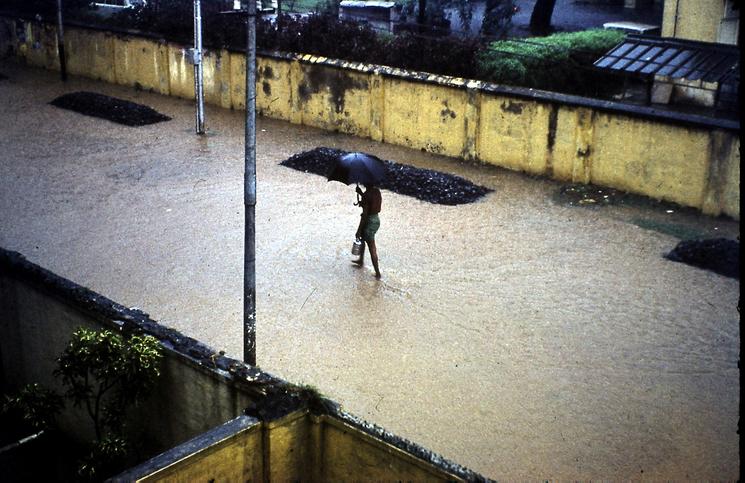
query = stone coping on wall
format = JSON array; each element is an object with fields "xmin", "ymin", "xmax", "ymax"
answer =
[
  {"xmin": 109, "ymin": 414, "xmax": 262, "ymax": 482},
  {"xmin": 1, "ymin": 12, "xmax": 739, "ymax": 134},
  {"xmin": 0, "ymin": 247, "xmax": 488, "ymax": 481}
]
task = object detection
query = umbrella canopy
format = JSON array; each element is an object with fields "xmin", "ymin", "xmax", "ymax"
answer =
[{"xmin": 327, "ymin": 152, "xmax": 387, "ymax": 186}]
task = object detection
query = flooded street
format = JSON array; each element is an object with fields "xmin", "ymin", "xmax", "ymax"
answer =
[{"xmin": 0, "ymin": 63, "xmax": 739, "ymax": 479}]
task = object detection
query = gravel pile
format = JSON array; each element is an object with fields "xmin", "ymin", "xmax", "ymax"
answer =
[
  {"xmin": 665, "ymin": 238, "xmax": 740, "ymax": 279},
  {"xmin": 50, "ymin": 91, "xmax": 171, "ymax": 126},
  {"xmin": 281, "ymin": 147, "xmax": 492, "ymax": 205}
]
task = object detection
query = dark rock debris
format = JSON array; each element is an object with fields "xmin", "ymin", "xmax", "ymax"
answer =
[
  {"xmin": 50, "ymin": 91, "xmax": 171, "ymax": 126},
  {"xmin": 281, "ymin": 147, "xmax": 492, "ymax": 205}
]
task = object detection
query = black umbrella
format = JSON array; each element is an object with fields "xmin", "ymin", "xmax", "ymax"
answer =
[{"xmin": 327, "ymin": 152, "xmax": 387, "ymax": 186}]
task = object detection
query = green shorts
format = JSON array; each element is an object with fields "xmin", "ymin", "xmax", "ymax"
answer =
[{"xmin": 363, "ymin": 214, "xmax": 380, "ymax": 242}]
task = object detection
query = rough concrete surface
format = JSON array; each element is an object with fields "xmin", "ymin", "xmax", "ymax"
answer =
[{"xmin": 0, "ymin": 62, "xmax": 739, "ymax": 480}]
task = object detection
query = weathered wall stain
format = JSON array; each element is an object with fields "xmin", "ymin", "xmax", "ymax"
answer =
[
  {"xmin": 703, "ymin": 131, "xmax": 736, "ymax": 211},
  {"xmin": 258, "ymin": 64, "xmax": 274, "ymax": 96},
  {"xmin": 440, "ymin": 101, "xmax": 457, "ymax": 121},
  {"xmin": 298, "ymin": 64, "xmax": 368, "ymax": 114},
  {"xmin": 546, "ymin": 105, "xmax": 558, "ymax": 152},
  {"xmin": 500, "ymin": 100, "xmax": 524, "ymax": 114},
  {"xmin": 545, "ymin": 104, "xmax": 558, "ymax": 177}
]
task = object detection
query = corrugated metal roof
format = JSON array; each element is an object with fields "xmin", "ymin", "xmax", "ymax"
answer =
[{"xmin": 594, "ymin": 35, "xmax": 739, "ymax": 85}]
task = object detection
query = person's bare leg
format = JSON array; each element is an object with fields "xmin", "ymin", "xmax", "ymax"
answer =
[
  {"xmin": 352, "ymin": 242, "xmax": 365, "ymax": 266},
  {"xmin": 368, "ymin": 240, "xmax": 381, "ymax": 278}
]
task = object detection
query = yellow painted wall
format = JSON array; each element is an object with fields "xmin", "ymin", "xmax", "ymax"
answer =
[
  {"xmin": 662, "ymin": 0, "xmax": 725, "ymax": 42},
  {"xmin": 590, "ymin": 113, "xmax": 710, "ymax": 208},
  {"xmin": 137, "ymin": 412, "xmax": 464, "ymax": 482},
  {"xmin": 65, "ymin": 28, "xmax": 116, "ymax": 83},
  {"xmin": 3, "ymin": 18, "xmax": 739, "ymax": 219},
  {"xmin": 384, "ymin": 76, "xmax": 468, "ymax": 155},
  {"xmin": 138, "ymin": 424, "xmax": 264, "ymax": 482},
  {"xmin": 479, "ymin": 95, "xmax": 552, "ymax": 175},
  {"xmin": 256, "ymin": 56, "xmax": 293, "ymax": 118},
  {"xmin": 319, "ymin": 416, "xmax": 460, "ymax": 481},
  {"xmin": 24, "ymin": 22, "xmax": 58, "ymax": 70}
]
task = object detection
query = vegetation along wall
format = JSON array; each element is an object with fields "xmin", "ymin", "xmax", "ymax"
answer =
[{"xmin": 1, "ymin": 16, "xmax": 739, "ymax": 220}]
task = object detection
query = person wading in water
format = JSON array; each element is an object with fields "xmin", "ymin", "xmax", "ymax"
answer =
[{"xmin": 353, "ymin": 183, "xmax": 382, "ymax": 278}]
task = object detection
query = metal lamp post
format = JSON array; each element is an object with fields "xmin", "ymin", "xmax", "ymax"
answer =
[
  {"xmin": 222, "ymin": 1, "xmax": 258, "ymax": 366},
  {"xmin": 243, "ymin": 0, "xmax": 257, "ymax": 367},
  {"xmin": 193, "ymin": 0, "xmax": 205, "ymax": 134},
  {"xmin": 56, "ymin": 0, "xmax": 67, "ymax": 82}
]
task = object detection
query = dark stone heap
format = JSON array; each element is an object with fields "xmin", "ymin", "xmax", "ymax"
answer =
[
  {"xmin": 665, "ymin": 238, "xmax": 740, "ymax": 279},
  {"xmin": 281, "ymin": 147, "xmax": 492, "ymax": 205},
  {"xmin": 50, "ymin": 91, "xmax": 171, "ymax": 126}
]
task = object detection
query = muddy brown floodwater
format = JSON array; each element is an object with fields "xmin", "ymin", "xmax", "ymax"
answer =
[{"xmin": 0, "ymin": 62, "xmax": 740, "ymax": 480}]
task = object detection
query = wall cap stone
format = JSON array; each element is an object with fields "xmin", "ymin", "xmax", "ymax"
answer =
[{"xmin": 109, "ymin": 414, "xmax": 262, "ymax": 482}]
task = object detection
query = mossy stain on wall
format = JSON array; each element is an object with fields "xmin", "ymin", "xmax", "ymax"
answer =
[
  {"xmin": 258, "ymin": 65, "xmax": 275, "ymax": 96},
  {"xmin": 298, "ymin": 65, "xmax": 368, "ymax": 114},
  {"xmin": 440, "ymin": 101, "xmax": 457, "ymax": 121},
  {"xmin": 500, "ymin": 100, "xmax": 524, "ymax": 114}
]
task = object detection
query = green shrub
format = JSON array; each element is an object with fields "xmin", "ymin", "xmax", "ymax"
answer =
[
  {"xmin": 476, "ymin": 29, "xmax": 625, "ymax": 95},
  {"xmin": 55, "ymin": 328, "xmax": 162, "ymax": 442},
  {"xmin": 2, "ymin": 383, "xmax": 64, "ymax": 432}
]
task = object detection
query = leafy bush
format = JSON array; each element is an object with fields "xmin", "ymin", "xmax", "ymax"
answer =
[
  {"xmin": 259, "ymin": 13, "xmax": 382, "ymax": 61},
  {"xmin": 1, "ymin": 327, "xmax": 162, "ymax": 481},
  {"xmin": 380, "ymin": 33, "xmax": 481, "ymax": 78},
  {"xmin": 55, "ymin": 327, "xmax": 163, "ymax": 442},
  {"xmin": 477, "ymin": 29, "xmax": 625, "ymax": 95},
  {"xmin": 2, "ymin": 383, "xmax": 64, "ymax": 432}
]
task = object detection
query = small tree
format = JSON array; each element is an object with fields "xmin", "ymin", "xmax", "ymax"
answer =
[
  {"xmin": 55, "ymin": 328, "xmax": 162, "ymax": 442},
  {"xmin": 2, "ymin": 328, "xmax": 162, "ymax": 481},
  {"xmin": 54, "ymin": 327, "xmax": 162, "ymax": 481}
]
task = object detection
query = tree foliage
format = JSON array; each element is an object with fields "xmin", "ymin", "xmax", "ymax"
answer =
[
  {"xmin": 2, "ymin": 327, "xmax": 162, "ymax": 481},
  {"xmin": 54, "ymin": 327, "xmax": 162, "ymax": 442},
  {"xmin": 2, "ymin": 383, "xmax": 65, "ymax": 432}
]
